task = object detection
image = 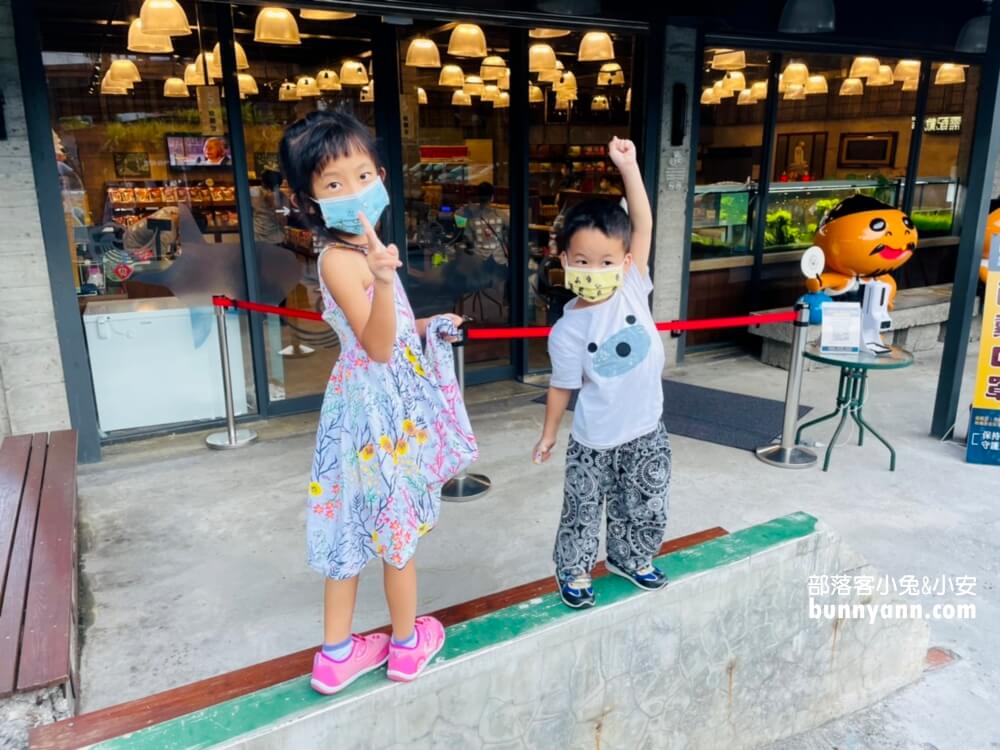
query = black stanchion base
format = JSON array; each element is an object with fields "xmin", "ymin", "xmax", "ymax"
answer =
[{"xmin": 442, "ymin": 473, "xmax": 491, "ymax": 502}]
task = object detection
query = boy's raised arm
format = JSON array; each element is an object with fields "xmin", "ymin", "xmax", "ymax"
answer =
[{"xmin": 608, "ymin": 136, "xmax": 652, "ymax": 274}]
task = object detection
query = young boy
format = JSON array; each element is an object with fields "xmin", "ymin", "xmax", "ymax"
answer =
[{"xmin": 533, "ymin": 136, "xmax": 671, "ymax": 609}]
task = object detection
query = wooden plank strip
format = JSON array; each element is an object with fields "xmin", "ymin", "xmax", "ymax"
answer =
[
  {"xmin": 0, "ymin": 435, "xmax": 32, "ymax": 602},
  {"xmin": 30, "ymin": 526, "xmax": 728, "ymax": 750},
  {"xmin": 0, "ymin": 435, "xmax": 47, "ymax": 697},
  {"xmin": 18, "ymin": 431, "xmax": 78, "ymax": 692}
]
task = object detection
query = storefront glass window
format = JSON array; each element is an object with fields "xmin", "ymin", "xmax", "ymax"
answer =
[
  {"xmin": 230, "ymin": 4, "xmax": 378, "ymax": 402},
  {"xmin": 397, "ymin": 21, "xmax": 512, "ymax": 376},
  {"xmin": 40, "ymin": 1, "xmax": 259, "ymax": 435},
  {"xmin": 913, "ymin": 62, "xmax": 980, "ymax": 238},
  {"xmin": 525, "ymin": 28, "xmax": 637, "ymax": 372}
]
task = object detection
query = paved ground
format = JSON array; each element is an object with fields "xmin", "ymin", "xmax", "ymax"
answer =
[{"xmin": 76, "ymin": 344, "xmax": 998, "ymax": 749}]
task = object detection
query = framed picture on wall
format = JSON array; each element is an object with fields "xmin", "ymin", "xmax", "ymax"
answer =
[
  {"xmin": 773, "ymin": 132, "xmax": 827, "ymax": 181},
  {"xmin": 253, "ymin": 152, "xmax": 281, "ymax": 178},
  {"xmin": 113, "ymin": 152, "xmax": 151, "ymax": 178},
  {"xmin": 837, "ymin": 132, "xmax": 898, "ymax": 169}
]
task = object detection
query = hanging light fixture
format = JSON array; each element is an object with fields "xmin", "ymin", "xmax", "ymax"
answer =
[
  {"xmin": 316, "ymin": 69, "xmax": 341, "ymax": 91},
  {"xmin": 439, "ymin": 64, "xmax": 465, "ymax": 87},
  {"xmin": 750, "ymin": 80, "xmax": 768, "ymax": 100},
  {"xmin": 238, "ymin": 73, "xmax": 259, "ymax": 96},
  {"xmin": 360, "ymin": 81, "xmax": 374, "ymax": 102},
  {"xmin": 340, "ymin": 60, "xmax": 368, "ymax": 85},
  {"xmin": 737, "ymin": 88, "xmax": 756, "ymax": 105},
  {"xmin": 498, "ymin": 68, "xmax": 511, "ymax": 90},
  {"xmin": 849, "ymin": 56, "xmax": 880, "ymax": 79},
  {"xmin": 480, "ymin": 56, "xmax": 507, "ymax": 80},
  {"xmin": 711, "ymin": 50, "xmax": 746, "ymax": 70},
  {"xmin": 529, "ymin": 84, "xmax": 544, "ymax": 103},
  {"xmin": 839, "ymin": 77, "xmax": 864, "ymax": 96},
  {"xmin": 296, "ymin": 76, "xmax": 321, "ymax": 97},
  {"xmin": 901, "ymin": 77, "xmax": 919, "ymax": 92},
  {"xmin": 529, "ymin": 28, "xmax": 570, "ymax": 38},
  {"xmin": 255, "ymin": 7, "xmax": 301, "ymax": 45},
  {"xmin": 600, "ymin": 62, "xmax": 623, "ymax": 74},
  {"xmin": 100, "ymin": 71, "xmax": 130, "ymax": 95},
  {"xmin": 127, "ymin": 19, "xmax": 173, "ymax": 53},
  {"xmin": 557, "ymin": 70, "xmax": 578, "ymax": 94},
  {"xmin": 578, "ymin": 31, "xmax": 614, "ymax": 62},
  {"xmin": 700, "ymin": 87, "xmax": 720, "ymax": 105},
  {"xmin": 805, "ymin": 74, "xmax": 828, "ymax": 94},
  {"xmin": 626, "ymin": 87, "xmax": 631, "ymax": 111},
  {"xmin": 300, "ymin": 9, "xmax": 356, "ymax": 20},
  {"xmin": 778, "ymin": 73, "xmax": 787, "ymax": 93},
  {"xmin": 591, "ymin": 94, "xmax": 610, "ymax": 111},
  {"xmin": 452, "ymin": 89, "xmax": 472, "ymax": 106},
  {"xmin": 278, "ymin": 81, "xmax": 300, "ymax": 101},
  {"xmin": 935, "ymin": 63, "xmax": 966, "ymax": 85},
  {"xmin": 463, "ymin": 75, "xmax": 485, "ymax": 96},
  {"xmin": 163, "ymin": 77, "xmax": 189, "ymax": 98},
  {"xmin": 868, "ymin": 65, "xmax": 894, "ymax": 86},
  {"xmin": 778, "ymin": 0, "xmax": 836, "ymax": 33},
  {"xmin": 482, "ymin": 84, "xmax": 501, "ymax": 102},
  {"xmin": 598, "ymin": 71, "xmax": 612, "ymax": 86},
  {"xmin": 211, "ymin": 42, "xmax": 250, "ymax": 74},
  {"xmin": 495, "ymin": 92, "xmax": 510, "ymax": 108},
  {"xmin": 713, "ymin": 80, "xmax": 734, "ymax": 99},
  {"xmin": 782, "ymin": 62, "xmax": 809, "ymax": 86},
  {"xmin": 529, "ymin": 44, "xmax": 557, "ymax": 72},
  {"xmin": 893, "ymin": 60, "xmax": 921, "ymax": 81},
  {"xmin": 417, "ymin": 87, "xmax": 428, "ymax": 104},
  {"xmin": 723, "ymin": 71, "xmax": 747, "ymax": 92},
  {"xmin": 184, "ymin": 63, "xmax": 208, "ymax": 86},
  {"xmin": 784, "ymin": 84, "xmax": 806, "ymax": 100},
  {"xmin": 139, "ymin": 0, "xmax": 191, "ymax": 36},
  {"xmin": 108, "ymin": 59, "xmax": 142, "ymax": 84},
  {"xmin": 192, "ymin": 53, "xmax": 214, "ymax": 84},
  {"xmin": 448, "ymin": 23, "xmax": 488, "ymax": 58},
  {"xmin": 956, "ymin": 3, "xmax": 990, "ymax": 53},
  {"xmin": 538, "ymin": 60, "xmax": 564, "ymax": 84},
  {"xmin": 554, "ymin": 95, "xmax": 570, "ymax": 111},
  {"xmin": 405, "ymin": 37, "xmax": 442, "ymax": 68}
]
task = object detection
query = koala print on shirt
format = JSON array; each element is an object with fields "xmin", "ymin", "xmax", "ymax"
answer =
[{"xmin": 586, "ymin": 315, "xmax": 651, "ymax": 378}]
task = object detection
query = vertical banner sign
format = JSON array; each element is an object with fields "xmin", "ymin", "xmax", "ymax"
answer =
[
  {"xmin": 198, "ymin": 86, "xmax": 225, "ymax": 136},
  {"xmin": 968, "ymin": 234, "xmax": 1000, "ymax": 465}
]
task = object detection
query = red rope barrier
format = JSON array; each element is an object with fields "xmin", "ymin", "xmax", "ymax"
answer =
[{"xmin": 212, "ymin": 296, "xmax": 796, "ymax": 339}]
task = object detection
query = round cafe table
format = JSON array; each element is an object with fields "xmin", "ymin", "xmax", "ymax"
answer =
[{"xmin": 796, "ymin": 344, "xmax": 914, "ymax": 472}]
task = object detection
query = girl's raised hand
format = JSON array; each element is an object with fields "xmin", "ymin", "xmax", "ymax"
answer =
[
  {"xmin": 358, "ymin": 211, "xmax": 402, "ymax": 285},
  {"xmin": 608, "ymin": 136, "xmax": 638, "ymax": 170}
]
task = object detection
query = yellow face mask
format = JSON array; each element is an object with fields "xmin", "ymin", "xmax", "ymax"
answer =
[{"xmin": 564, "ymin": 265, "xmax": 624, "ymax": 303}]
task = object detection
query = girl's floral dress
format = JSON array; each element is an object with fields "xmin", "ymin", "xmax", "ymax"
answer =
[{"xmin": 307, "ymin": 256, "xmax": 478, "ymax": 579}]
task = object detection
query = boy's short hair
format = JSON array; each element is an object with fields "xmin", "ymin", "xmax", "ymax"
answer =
[{"xmin": 556, "ymin": 198, "xmax": 631, "ymax": 254}]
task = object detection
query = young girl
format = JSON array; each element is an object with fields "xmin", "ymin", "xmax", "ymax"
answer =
[{"xmin": 280, "ymin": 110, "xmax": 477, "ymax": 694}]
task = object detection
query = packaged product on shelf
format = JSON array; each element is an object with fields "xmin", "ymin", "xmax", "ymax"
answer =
[
  {"xmin": 148, "ymin": 187, "xmax": 163, "ymax": 203},
  {"xmin": 162, "ymin": 186, "xmax": 178, "ymax": 203}
]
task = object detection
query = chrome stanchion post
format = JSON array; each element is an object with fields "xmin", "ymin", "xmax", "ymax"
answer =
[
  {"xmin": 442, "ymin": 326, "xmax": 491, "ymax": 501},
  {"xmin": 755, "ymin": 303, "xmax": 817, "ymax": 468},
  {"xmin": 207, "ymin": 299, "xmax": 258, "ymax": 450}
]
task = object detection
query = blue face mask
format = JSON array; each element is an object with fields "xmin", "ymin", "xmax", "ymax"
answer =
[{"xmin": 311, "ymin": 178, "xmax": 389, "ymax": 236}]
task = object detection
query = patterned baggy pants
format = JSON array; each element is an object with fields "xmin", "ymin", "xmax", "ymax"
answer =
[{"xmin": 553, "ymin": 423, "xmax": 671, "ymax": 580}]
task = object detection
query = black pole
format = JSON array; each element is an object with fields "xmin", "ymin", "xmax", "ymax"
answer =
[
  {"xmin": 509, "ymin": 29, "xmax": 529, "ymax": 377},
  {"xmin": 372, "ymin": 22, "xmax": 407, "ymax": 262},
  {"xmin": 215, "ymin": 5, "xmax": 269, "ymax": 418},
  {"xmin": 902, "ymin": 61, "xmax": 933, "ymax": 215},
  {"xmin": 931, "ymin": 4, "xmax": 1000, "ymax": 438},
  {"xmin": 749, "ymin": 52, "xmax": 783, "ymax": 313},
  {"xmin": 11, "ymin": 0, "xmax": 102, "ymax": 462}
]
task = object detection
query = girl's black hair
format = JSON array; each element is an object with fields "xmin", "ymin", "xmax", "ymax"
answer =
[
  {"xmin": 556, "ymin": 198, "xmax": 631, "ymax": 254},
  {"xmin": 279, "ymin": 107, "xmax": 382, "ymax": 236}
]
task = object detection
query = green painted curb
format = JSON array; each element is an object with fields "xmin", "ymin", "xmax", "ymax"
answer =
[{"xmin": 94, "ymin": 512, "xmax": 817, "ymax": 749}]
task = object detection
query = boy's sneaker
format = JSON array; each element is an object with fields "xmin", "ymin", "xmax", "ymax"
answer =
[
  {"xmin": 387, "ymin": 616, "xmax": 446, "ymax": 682},
  {"xmin": 558, "ymin": 574, "xmax": 595, "ymax": 609},
  {"xmin": 310, "ymin": 633, "xmax": 390, "ymax": 695},
  {"xmin": 606, "ymin": 561, "xmax": 669, "ymax": 591}
]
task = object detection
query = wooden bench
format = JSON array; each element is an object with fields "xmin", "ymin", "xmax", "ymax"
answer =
[
  {"xmin": 0, "ymin": 431, "xmax": 79, "ymax": 742},
  {"xmin": 748, "ymin": 283, "xmax": 980, "ymax": 370}
]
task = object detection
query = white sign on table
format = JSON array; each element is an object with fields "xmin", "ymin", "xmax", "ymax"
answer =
[{"xmin": 820, "ymin": 302, "xmax": 861, "ymax": 354}]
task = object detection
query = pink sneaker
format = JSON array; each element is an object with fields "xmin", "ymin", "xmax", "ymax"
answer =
[
  {"xmin": 310, "ymin": 633, "xmax": 390, "ymax": 695},
  {"xmin": 386, "ymin": 616, "xmax": 446, "ymax": 682}
]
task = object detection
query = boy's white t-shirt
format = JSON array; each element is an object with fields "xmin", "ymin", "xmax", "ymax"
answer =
[{"xmin": 548, "ymin": 265, "xmax": 665, "ymax": 450}]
